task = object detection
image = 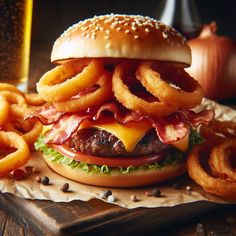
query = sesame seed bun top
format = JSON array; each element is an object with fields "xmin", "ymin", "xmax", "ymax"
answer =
[{"xmin": 51, "ymin": 14, "xmax": 191, "ymax": 67}]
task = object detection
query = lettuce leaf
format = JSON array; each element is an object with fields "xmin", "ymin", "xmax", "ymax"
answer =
[{"xmin": 35, "ymin": 130, "xmax": 203, "ymax": 175}]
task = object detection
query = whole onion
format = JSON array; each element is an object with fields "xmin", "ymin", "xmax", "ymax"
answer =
[{"xmin": 186, "ymin": 22, "xmax": 236, "ymax": 101}]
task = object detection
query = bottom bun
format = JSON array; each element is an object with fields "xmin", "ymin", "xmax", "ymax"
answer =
[{"xmin": 43, "ymin": 155, "xmax": 186, "ymax": 187}]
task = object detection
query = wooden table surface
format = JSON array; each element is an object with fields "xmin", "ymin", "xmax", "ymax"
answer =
[{"xmin": 0, "ymin": 44, "xmax": 236, "ymax": 236}]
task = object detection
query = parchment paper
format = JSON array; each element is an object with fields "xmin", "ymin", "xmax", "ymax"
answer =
[{"xmin": 0, "ymin": 98, "xmax": 235, "ymax": 209}]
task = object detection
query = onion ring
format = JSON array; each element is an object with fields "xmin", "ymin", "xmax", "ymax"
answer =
[
  {"xmin": 25, "ymin": 93, "xmax": 46, "ymax": 106},
  {"xmin": 200, "ymin": 125, "xmax": 225, "ymax": 145},
  {"xmin": 112, "ymin": 63, "xmax": 178, "ymax": 117},
  {"xmin": 208, "ymin": 120, "xmax": 236, "ymax": 138},
  {"xmin": 187, "ymin": 142, "xmax": 236, "ymax": 200},
  {"xmin": 136, "ymin": 61, "xmax": 204, "ymax": 109},
  {"xmin": 0, "ymin": 131, "xmax": 30, "ymax": 177},
  {"xmin": 0, "ymin": 91, "xmax": 27, "ymax": 107},
  {"xmin": 0, "ymin": 95, "xmax": 10, "ymax": 126},
  {"xmin": 0, "ymin": 83, "xmax": 24, "ymax": 96},
  {"xmin": 200, "ymin": 119, "xmax": 236, "ymax": 144},
  {"xmin": 209, "ymin": 139, "xmax": 236, "ymax": 182},
  {"xmin": 54, "ymin": 72, "xmax": 113, "ymax": 112},
  {"xmin": 3, "ymin": 105, "xmax": 43, "ymax": 147},
  {"xmin": 37, "ymin": 59, "xmax": 104, "ymax": 102}
]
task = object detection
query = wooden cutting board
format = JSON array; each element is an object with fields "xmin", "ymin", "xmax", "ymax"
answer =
[{"xmin": 0, "ymin": 193, "xmax": 224, "ymax": 236}]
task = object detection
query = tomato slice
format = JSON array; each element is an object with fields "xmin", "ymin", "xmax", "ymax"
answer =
[{"xmin": 50, "ymin": 144, "xmax": 166, "ymax": 168}]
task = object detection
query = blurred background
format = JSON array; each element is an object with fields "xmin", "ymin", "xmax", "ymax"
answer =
[{"xmin": 31, "ymin": 0, "xmax": 236, "ymax": 46}]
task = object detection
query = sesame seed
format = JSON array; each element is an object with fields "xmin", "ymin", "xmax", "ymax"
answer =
[
  {"xmin": 134, "ymin": 35, "xmax": 139, "ymax": 39},
  {"xmin": 125, "ymin": 29, "xmax": 130, "ymax": 34},
  {"xmin": 124, "ymin": 22, "xmax": 128, "ymax": 26},
  {"xmin": 132, "ymin": 26, "xmax": 137, "ymax": 31},
  {"xmin": 112, "ymin": 21, "xmax": 118, "ymax": 26},
  {"xmin": 104, "ymin": 35, "xmax": 110, "ymax": 39},
  {"xmin": 162, "ymin": 31, "xmax": 168, "ymax": 39},
  {"xmin": 106, "ymin": 30, "xmax": 110, "ymax": 34},
  {"xmin": 145, "ymin": 28, "xmax": 150, "ymax": 33},
  {"xmin": 117, "ymin": 27, "xmax": 121, "ymax": 31},
  {"xmin": 91, "ymin": 34, "xmax": 96, "ymax": 39},
  {"xmin": 82, "ymin": 32, "xmax": 85, "ymax": 37}
]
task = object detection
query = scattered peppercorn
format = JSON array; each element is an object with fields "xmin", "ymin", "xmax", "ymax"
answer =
[
  {"xmin": 130, "ymin": 194, "xmax": 138, "ymax": 202},
  {"xmin": 151, "ymin": 188, "xmax": 161, "ymax": 197},
  {"xmin": 41, "ymin": 176, "xmax": 49, "ymax": 185},
  {"xmin": 13, "ymin": 169, "xmax": 26, "ymax": 180},
  {"xmin": 107, "ymin": 194, "xmax": 115, "ymax": 203},
  {"xmin": 61, "ymin": 183, "xmax": 69, "ymax": 192},
  {"xmin": 35, "ymin": 176, "xmax": 41, "ymax": 183},
  {"xmin": 100, "ymin": 190, "xmax": 112, "ymax": 199}
]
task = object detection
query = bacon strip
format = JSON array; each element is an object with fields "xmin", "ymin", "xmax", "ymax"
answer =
[
  {"xmin": 25, "ymin": 105, "xmax": 64, "ymax": 125},
  {"xmin": 32, "ymin": 102, "xmax": 214, "ymax": 145},
  {"xmin": 178, "ymin": 109, "xmax": 214, "ymax": 127},
  {"xmin": 151, "ymin": 115, "xmax": 188, "ymax": 143},
  {"xmin": 45, "ymin": 113, "xmax": 90, "ymax": 144}
]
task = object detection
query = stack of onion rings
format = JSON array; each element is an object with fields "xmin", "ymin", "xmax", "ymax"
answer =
[
  {"xmin": 187, "ymin": 142, "xmax": 236, "ymax": 200},
  {"xmin": 112, "ymin": 62, "xmax": 178, "ymax": 117},
  {"xmin": 0, "ymin": 83, "xmax": 45, "ymax": 177},
  {"xmin": 187, "ymin": 119, "xmax": 236, "ymax": 200},
  {"xmin": 209, "ymin": 139, "xmax": 236, "ymax": 182}
]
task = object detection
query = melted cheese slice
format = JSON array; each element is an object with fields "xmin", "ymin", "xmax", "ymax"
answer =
[
  {"xmin": 80, "ymin": 119, "xmax": 189, "ymax": 152},
  {"xmin": 79, "ymin": 119, "xmax": 152, "ymax": 152}
]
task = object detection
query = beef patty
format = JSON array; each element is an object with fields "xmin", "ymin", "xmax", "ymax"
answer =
[{"xmin": 69, "ymin": 128, "xmax": 170, "ymax": 156}]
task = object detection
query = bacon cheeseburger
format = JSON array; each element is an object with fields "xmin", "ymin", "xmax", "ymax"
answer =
[{"xmin": 31, "ymin": 14, "xmax": 213, "ymax": 187}]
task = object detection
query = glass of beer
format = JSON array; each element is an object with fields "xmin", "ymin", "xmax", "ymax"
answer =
[{"xmin": 0, "ymin": 0, "xmax": 33, "ymax": 92}]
